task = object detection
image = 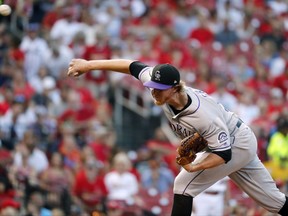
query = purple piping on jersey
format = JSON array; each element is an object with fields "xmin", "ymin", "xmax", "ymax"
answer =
[
  {"xmin": 182, "ymin": 169, "xmax": 205, "ymax": 195},
  {"xmin": 188, "ymin": 92, "xmax": 200, "ymax": 115},
  {"xmin": 171, "ymin": 91, "xmax": 201, "ymax": 119}
]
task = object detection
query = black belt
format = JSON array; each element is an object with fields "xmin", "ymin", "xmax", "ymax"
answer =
[{"xmin": 236, "ymin": 119, "xmax": 243, "ymax": 128}]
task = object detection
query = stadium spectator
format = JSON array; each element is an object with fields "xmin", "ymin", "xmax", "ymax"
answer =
[
  {"xmin": 192, "ymin": 176, "xmax": 230, "ymax": 216},
  {"xmin": 82, "ymin": 31, "xmax": 112, "ymax": 98},
  {"xmin": 144, "ymin": 127, "xmax": 179, "ymax": 176},
  {"xmin": 38, "ymin": 152, "xmax": 74, "ymax": 215},
  {"xmin": 267, "ymin": 115, "xmax": 288, "ymax": 178},
  {"xmin": 72, "ymin": 155, "xmax": 107, "ymax": 214},
  {"xmin": 13, "ymin": 129, "xmax": 49, "ymax": 174},
  {"xmin": 58, "ymin": 128, "xmax": 82, "ymax": 173},
  {"xmin": 44, "ymin": 39, "xmax": 74, "ymax": 80},
  {"xmin": 69, "ymin": 32, "xmax": 87, "ymax": 59},
  {"xmin": 172, "ymin": 5, "xmax": 199, "ymax": 39},
  {"xmin": 11, "ymin": 70, "xmax": 35, "ymax": 101},
  {"xmin": 216, "ymin": 0, "xmax": 244, "ymax": 30},
  {"xmin": 234, "ymin": 90, "xmax": 260, "ymax": 125},
  {"xmin": 210, "ymin": 77, "xmax": 238, "ymax": 112},
  {"xmin": 39, "ymin": 152, "xmax": 74, "ymax": 193},
  {"xmin": 0, "ymin": 155, "xmax": 17, "ymax": 212},
  {"xmin": 267, "ymin": 87, "xmax": 285, "ymax": 121},
  {"xmin": 140, "ymin": 153, "xmax": 174, "ymax": 194},
  {"xmin": 188, "ymin": 12, "xmax": 214, "ymax": 45},
  {"xmin": 0, "ymin": 96, "xmax": 37, "ymax": 150},
  {"xmin": 0, "ymin": 85, "xmax": 13, "ymax": 116},
  {"xmin": 6, "ymin": 35, "xmax": 25, "ymax": 70},
  {"xmin": 229, "ymin": 54, "xmax": 255, "ymax": 83},
  {"xmin": 20, "ymin": 23, "xmax": 49, "ymax": 82},
  {"xmin": 245, "ymin": 61, "xmax": 272, "ymax": 100},
  {"xmin": 32, "ymin": 76, "xmax": 62, "ymax": 108},
  {"xmin": 49, "ymin": 6, "xmax": 83, "ymax": 46},
  {"xmin": 41, "ymin": 0, "xmax": 66, "ymax": 38},
  {"xmin": 272, "ymin": 61, "xmax": 288, "ymax": 98},
  {"xmin": 87, "ymin": 129, "xmax": 115, "ymax": 169},
  {"xmin": 104, "ymin": 152, "xmax": 139, "ymax": 202},
  {"xmin": 0, "ymin": 200, "xmax": 20, "ymax": 216},
  {"xmin": 24, "ymin": 190, "xmax": 52, "ymax": 216},
  {"xmin": 235, "ymin": 12, "xmax": 257, "ymax": 40},
  {"xmin": 215, "ymin": 19, "xmax": 240, "ymax": 46},
  {"xmin": 269, "ymin": 46, "xmax": 287, "ymax": 79}
]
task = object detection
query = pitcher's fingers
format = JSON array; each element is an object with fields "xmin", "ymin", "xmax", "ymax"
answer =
[
  {"xmin": 68, "ymin": 68, "xmax": 78, "ymax": 77},
  {"xmin": 69, "ymin": 59, "xmax": 75, "ymax": 67},
  {"xmin": 67, "ymin": 67, "xmax": 73, "ymax": 76}
]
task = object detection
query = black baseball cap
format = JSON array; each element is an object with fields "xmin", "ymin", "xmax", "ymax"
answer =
[{"xmin": 143, "ymin": 64, "xmax": 180, "ymax": 90}]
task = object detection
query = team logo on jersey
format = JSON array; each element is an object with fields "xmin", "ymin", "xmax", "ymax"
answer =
[
  {"xmin": 154, "ymin": 70, "xmax": 161, "ymax": 81},
  {"xmin": 217, "ymin": 131, "xmax": 228, "ymax": 144}
]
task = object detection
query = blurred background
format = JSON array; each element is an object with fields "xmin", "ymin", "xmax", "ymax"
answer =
[{"xmin": 0, "ymin": 0, "xmax": 287, "ymax": 215}]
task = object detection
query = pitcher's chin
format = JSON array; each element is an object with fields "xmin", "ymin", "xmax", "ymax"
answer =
[{"xmin": 154, "ymin": 99, "xmax": 164, "ymax": 106}]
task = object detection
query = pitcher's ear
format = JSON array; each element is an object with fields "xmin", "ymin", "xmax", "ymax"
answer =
[{"xmin": 173, "ymin": 84, "xmax": 182, "ymax": 93}]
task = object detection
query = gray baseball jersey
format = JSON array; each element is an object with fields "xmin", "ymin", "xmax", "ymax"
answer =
[{"xmin": 131, "ymin": 64, "xmax": 286, "ymax": 213}]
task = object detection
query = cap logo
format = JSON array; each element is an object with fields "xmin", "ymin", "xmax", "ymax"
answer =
[{"xmin": 154, "ymin": 70, "xmax": 161, "ymax": 81}]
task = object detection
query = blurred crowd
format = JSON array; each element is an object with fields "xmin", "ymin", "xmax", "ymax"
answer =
[{"xmin": 0, "ymin": 0, "xmax": 288, "ymax": 215}]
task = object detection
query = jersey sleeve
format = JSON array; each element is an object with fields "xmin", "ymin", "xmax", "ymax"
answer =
[
  {"xmin": 203, "ymin": 118, "xmax": 231, "ymax": 151},
  {"xmin": 201, "ymin": 120, "xmax": 232, "ymax": 163},
  {"xmin": 129, "ymin": 61, "xmax": 153, "ymax": 84}
]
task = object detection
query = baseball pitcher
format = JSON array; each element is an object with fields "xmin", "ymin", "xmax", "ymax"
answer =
[{"xmin": 68, "ymin": 59, "xmax": 288, "ymax": 216}]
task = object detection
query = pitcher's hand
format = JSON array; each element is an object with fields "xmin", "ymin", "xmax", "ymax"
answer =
[{"xmin": 67, "ymin": 59, "xmax": 90, "ymax": 77}]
